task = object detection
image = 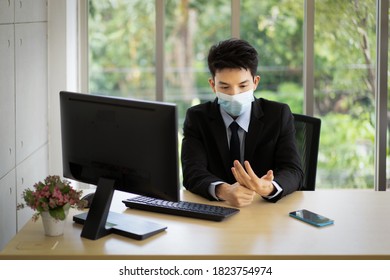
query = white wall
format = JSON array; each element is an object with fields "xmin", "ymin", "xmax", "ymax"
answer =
[
  {"xmin": 0, "ymin": 0, "xmax": 80, "ymax": 251},
  {"xmin": 0, "ymin": 0, "xmax": 49, "ymax": 250},
  {"xmin": 48, "ymin": 0, "xmax": 79, "ymax": 176}
]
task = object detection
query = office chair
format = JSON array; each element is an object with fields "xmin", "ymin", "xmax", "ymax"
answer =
[{"xmin": 293, "ymin": 113, "xmax": 321, "ymax": 191}]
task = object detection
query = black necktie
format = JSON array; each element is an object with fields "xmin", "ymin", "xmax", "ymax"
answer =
[{"xmin": 229, "ymin": 121, "xmax": 240, "ymax": 164}]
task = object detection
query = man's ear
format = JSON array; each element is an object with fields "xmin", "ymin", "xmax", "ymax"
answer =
[
  {"xmin": 253, "ymin": 75, "xmax": 261, "ymax": 90},
  {"xmin": 208, "ymin": 78, "xmax": 216, "ymax": 93}
]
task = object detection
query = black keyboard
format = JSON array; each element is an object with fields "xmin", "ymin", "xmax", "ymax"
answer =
[{"xmin": 122, "ymin": 195, "xmax": 239, "ymax": 222}]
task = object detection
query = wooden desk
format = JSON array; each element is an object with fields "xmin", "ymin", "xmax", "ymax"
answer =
[{"xmin": 1, "ymin": 189, "xmax": 390, "ymax": 259}]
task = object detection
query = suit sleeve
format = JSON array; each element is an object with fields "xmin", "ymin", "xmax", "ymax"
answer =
[
  {"xmin": 267, "ymin": 104, "xmax": 303, "ymax": 202},
  {"xmin": 181, "ymin": 108, "xmax": 222, "ymax": 200}
]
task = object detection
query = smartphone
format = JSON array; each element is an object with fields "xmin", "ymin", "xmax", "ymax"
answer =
[{"xmin": 289, "ymin": 209, "xmax": 334, "ymax": 227}]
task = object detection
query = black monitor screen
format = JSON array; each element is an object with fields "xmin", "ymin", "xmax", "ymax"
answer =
[{"xmin": 60, "ymin": 91, "xmax": 179, "ymax": 240}]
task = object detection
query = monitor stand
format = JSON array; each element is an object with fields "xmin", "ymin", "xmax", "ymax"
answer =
[{"xmin": 73, "ymin": 177, "xmax": 167, "ymax": 240}]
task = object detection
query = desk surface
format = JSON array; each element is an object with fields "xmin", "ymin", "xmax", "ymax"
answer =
[{"xmin": 1, "ymin": 189, "xmax": 390, "ymax": 259}]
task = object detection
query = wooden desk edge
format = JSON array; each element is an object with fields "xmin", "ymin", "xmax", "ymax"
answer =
[{"xmin": 1, "ymin": 254, "xmax": 390, "ymax": 260}]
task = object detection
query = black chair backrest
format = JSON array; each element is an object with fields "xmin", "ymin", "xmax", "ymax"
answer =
[{"xmin": 293, "ymin": 113, "xmax": 321, "ymax": 191}]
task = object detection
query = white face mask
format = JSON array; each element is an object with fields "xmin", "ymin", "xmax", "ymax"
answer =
[{"xmin": 216, "ymin": 89, "xmax": 255, "ymax": 117}]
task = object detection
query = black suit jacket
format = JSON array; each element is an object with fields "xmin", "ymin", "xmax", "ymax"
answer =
[{"xmin": 181, "ymin": 97, "xmax": 303, "ymax": 202}]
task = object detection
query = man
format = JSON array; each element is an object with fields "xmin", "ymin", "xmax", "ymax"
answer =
[{"xmin": 181, "ymin": 38, "xmax": 303, "ymax": 207}]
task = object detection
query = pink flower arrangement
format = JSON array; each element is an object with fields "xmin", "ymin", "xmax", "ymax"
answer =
[{"xmin": 18, "ymin": 175, "xmax": 85, "ymax": 221}]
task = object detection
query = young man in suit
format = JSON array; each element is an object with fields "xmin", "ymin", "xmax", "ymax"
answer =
[{"xmin": 181, "ymin": 38, "xmax": 303, "ymax": 207}]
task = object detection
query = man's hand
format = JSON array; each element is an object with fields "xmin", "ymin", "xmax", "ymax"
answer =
[
  {"xmin": 231, "ymin": 160, "xmax": 275, "ymax": 197},
  {"xmin": 215, "ymin": 182, "xmax": 256, "ymax": 208}
]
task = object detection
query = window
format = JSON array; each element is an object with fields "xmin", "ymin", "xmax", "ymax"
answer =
[
  {"xmin": 87, "ymin": 0, "xmax": 388, "ymax": 190},
  {"xmin": 164, "ymin": 0, "xmax": 231, "ymax": 127},
  {"xmin": 240, "ymin": 0, "xmax": 304, "ymax": 113},
  {"xmin": 314, "ymin": 0, "xmax": 376, "ymax": 189},
  {"xmin": 89, "ymin": 0, "xmax": 156, "ymax": 100}
]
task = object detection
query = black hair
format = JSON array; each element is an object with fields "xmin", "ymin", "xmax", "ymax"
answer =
[{"xmin": 207, "ymin": 38, "xmax": 259, "ymax": 79}]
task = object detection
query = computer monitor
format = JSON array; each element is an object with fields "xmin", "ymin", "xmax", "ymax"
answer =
[{"xmin": 59, "ymin": 91, "xmax": 180, "ymax": 240}]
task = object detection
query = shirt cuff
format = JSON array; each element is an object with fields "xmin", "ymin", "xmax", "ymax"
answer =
[
  {"xmin": 263, "ymin": 181, "xmax": 283, "ymax": 199},
  {"xmin": 209, "ymin": 181, "xmax": 225, "ymax": 200}
]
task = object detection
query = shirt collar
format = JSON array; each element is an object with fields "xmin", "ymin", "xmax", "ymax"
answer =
[{"xmin": 219, "ymin": 105, "xmax": 252, "ymax": 132}]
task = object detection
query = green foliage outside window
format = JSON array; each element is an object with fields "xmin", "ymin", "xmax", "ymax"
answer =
[{"xmin": 88, "ymin": 0, "xmax": 387, "ymax": 189}]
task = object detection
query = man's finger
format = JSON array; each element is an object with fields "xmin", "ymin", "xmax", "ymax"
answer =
[
  {"xmin": 264, "ymin": 170, "xmax": 274, "ymax": 181},
  {"xmin": 244, "ymin": 161, "xmax": 258, "ymax": 178},
  {"xmin": 234, "ymin": 160, "xmax": 251, "ymax": 180}
]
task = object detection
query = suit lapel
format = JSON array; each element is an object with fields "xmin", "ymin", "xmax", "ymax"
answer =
[
  {"xmin": 209, "ymin": 99, "xmax": 232, "ymax": 172},
  {"xmin": 245, "ymin": 98, "xmax": 264, "ymax": 162}
]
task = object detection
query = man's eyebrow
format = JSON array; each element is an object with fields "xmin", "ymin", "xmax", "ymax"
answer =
[{"xmin": 217, "ymin": 80, "xmax": 250, "ymax": 85}]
